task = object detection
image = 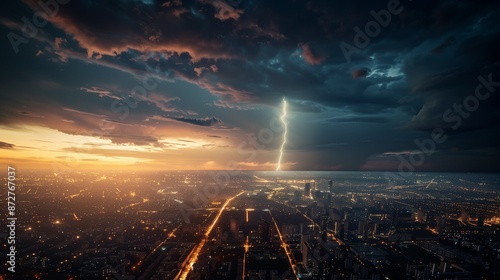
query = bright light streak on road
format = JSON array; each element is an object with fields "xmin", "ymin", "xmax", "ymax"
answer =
[
  {"xmin": 269, "ymin": 211, "xmax": 299, "ymax": 280},
  {"xmin": 177, "ymin": 191, "xmax": 245, "ymax": 280},
  {"xmin": 425, "ymin": 179, "xmax": 435, "ymax": 189},
  {"xmin": 276, "ymin": 98, "xmax": 288, "ymax": 171},
  {"xmin": 270, "ymin": 197, "xmax": 344, "ymax": 245},
  {"xmin": 242, "ymin": 236, "xmax": 250, "ymax": 279},
  {"xmin": 135, "ymin": 225, "xmax": 181, "ymax": 274}
]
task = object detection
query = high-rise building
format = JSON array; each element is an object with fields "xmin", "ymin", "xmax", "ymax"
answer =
[
  {"xmin": 329, "ymin": 208, "xmax": 342, "ymax": 222},
  {"xmin": 300, "ymin": 223, "xmax": 303, "ymax": 249},
  {"xmin": 321, "ymin": 210, "xmax": 330, "ymax": 230},
  {"xmin": 304, "ymin": 182, "xmax": 311, "ymax": 197},
  {"xmin": 317, "ymin": 231, "xmax": 330, "ymax": 279},
  {"xmin": 302, "ymin": 241, "xmax": 311, "ymax": 267},
  {"xmin": 358, "ymin": 220, "xmax": 368, "ymax": 241},
  {"xmin": 258, "ymin": 221, "xmax": 270, "ymax": 243},
  {"xmin": 329, "ymin": 179, "xmax": 334, "ymax": 193},
  {"xmin": 294, "ymin": 190, "xmax": 301, "ymax": 201}
]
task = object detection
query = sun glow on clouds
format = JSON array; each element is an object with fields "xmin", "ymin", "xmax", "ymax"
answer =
[
  {"xmin": 0, "ymin": 125, "xmax": 143, "ymax": 166},
  {"xmin": 159, "ymin": 138, "xmax": 216, "ymax": 150},
  {"xmin": 0, "ymin": 125, "xmax": 226, "ymax": 169}
]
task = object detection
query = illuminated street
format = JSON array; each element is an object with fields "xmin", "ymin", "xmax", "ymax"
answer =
[
  {"xmin": 176, "ymin": 191, "xmax": 245, "ymax": 280},
  {"xmin": 242, "ymin": 236, "xmax": 249, "ymax": 280},
  {"xmin": 269, "ymin": 210, "xmax": 299, "ymax": 280}
]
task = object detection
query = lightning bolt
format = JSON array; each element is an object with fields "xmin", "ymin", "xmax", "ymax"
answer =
[{"xmin": 276, "ymin": 98, "xmax": 288, "ymax": 171}]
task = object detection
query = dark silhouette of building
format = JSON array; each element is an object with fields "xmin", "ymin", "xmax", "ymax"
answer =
[
  {"xmin": 294, "ymin": 190, "xmax": 301, "ymax": 201},
  {"xmin": 317, "ymin": 231, "xmax": 330, "ymax": 279},
  {"xmin": 477, "ymin": 215, "xmax": 485, "ymax": 227},
  {"xmin": 258, "ymin": 221, "xmax": 270, "ymax": 243},
  {"xmin": 304, "ymin": 182, "xmax": 311, "ymax": 197}
]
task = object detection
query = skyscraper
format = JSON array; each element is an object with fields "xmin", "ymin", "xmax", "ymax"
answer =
[
  {"xmin": 304, "ymin": 182, "xmax": 311, "ymax": 197},
  {"xmin": 317, "ymin": 231, "xmax": 330, "ymax": 279},
  {"xmin": 329, "ymin": 179, "xmax": 334, "ymax": 193}
]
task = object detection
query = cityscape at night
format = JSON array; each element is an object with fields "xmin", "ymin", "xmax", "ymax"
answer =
[
  {"xmin": 1, "ymin": 0, "xmax": 500, "ymax": 279},
  {"xmin": 1, "ymin": 171, "xmax": 500, "ymax": 279}
]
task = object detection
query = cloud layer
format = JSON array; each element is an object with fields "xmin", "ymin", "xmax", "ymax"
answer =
[{"xmin": 1, "ymin": 0, "xmax": 499, "ymax": 171}]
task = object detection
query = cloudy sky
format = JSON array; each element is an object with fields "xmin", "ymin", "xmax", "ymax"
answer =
[{"xmin": 1, "ymin": 0, "xmax": 499, "ymax": 172}]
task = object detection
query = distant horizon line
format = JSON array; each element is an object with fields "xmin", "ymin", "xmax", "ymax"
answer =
[{"xmin": 12, "ymin": 168, "xmax": 500, "ymax": 174}]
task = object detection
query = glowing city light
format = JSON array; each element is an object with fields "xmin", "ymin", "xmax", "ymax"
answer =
[{"xmin": 276, "ymin": 98, "xmax": 288, "ymax": 171}]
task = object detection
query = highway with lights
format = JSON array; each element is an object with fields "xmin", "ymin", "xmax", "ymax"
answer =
[
  {"xmin": 176, "ymin": 191, "xmax": 245, "ymax": 280},
  {"xmin": 269, "ymin": 210, "xmax": 299, "ymax": 280}
]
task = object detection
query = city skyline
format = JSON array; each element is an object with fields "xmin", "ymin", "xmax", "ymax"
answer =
[
  {"xmin": 1, "ymin": 170, "xmax": 499, "ymax": 279},
  {"xmin": 1, "ymin": 0, "xmax": 500, "ymax": 172}
]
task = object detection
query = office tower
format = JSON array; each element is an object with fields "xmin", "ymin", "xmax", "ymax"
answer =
[
  {"xmin": 358, "ymin": 220, "xmax": 368, "ymax": 241},
  {"xmin": 318, "ymin": 231, "xmax": 330, "ymax": 279},
  {"xmin": 329, "ymin": 208, "xmax": 341, "ymax": 222},
  {"xmin": 294, "ymin": 190, "xmax": 301, "ymax": 201},
  {"xmin": 302, "ymin": 241, "xmax": 310, "ymax": 267},
  {"xmin": 321, "ymin": 209, "xmax": 329, "ymax": 230},
  {"xmin": 304, "ymin": 182, "xmax": 311, "ymax": 197},
  {"xmin": 329, "ymin": 179, "xmax": 333, "ymax": 193}
]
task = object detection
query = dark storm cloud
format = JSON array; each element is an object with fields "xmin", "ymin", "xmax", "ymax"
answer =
[
  {"xmin": 1, "ymin": 0, "xmax": 500, "ymax": 171},
  {"xmin": 17, "ymin": 0, "xmax": 245, "ymax": 60},
  {"xmin": 328, "ymin": 115, "xmax": 389, "ymax": 123},
  {"xmin": 432, "ymin": 36, "xmax": 456, "ymax": 53},
  {"xmin": 352, "ymin": 68, "xmax": 371, "ymax": 79},
  {"xmin": 403, "ymin": 31, "xmax": 500, "ymax": 133},
  {"xmin": 287, "ymin": 100, "xmax": 327, "ymax": 113},
  {"xmin": 301, "ymin": 43, "xmax": 325, "ymax": 65},
  {"xmin": 160, "ymin": 116, "xmax": 223, "ymax": 127},
  {"xmin": 19, "ymin": 111, "xmax": 45, "ymax": 119},
  {"xmin": 4, "ymin": 0, "xmax": 406, "ymax": 110}
]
